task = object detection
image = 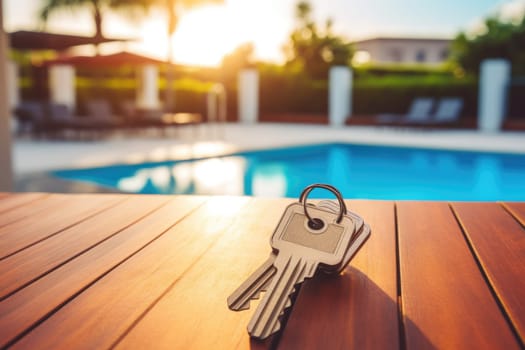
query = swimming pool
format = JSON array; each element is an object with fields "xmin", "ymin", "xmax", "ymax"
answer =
[{"xmin": 53, "ymin": 143, "xmax": 525, "ymax": 200}]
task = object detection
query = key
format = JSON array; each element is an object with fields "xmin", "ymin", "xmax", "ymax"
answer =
[
  {"xmin": 247, "ymin": 201, "xmax": 357, "ymax": 339},
  {"xmin": 227, "ymin": 200, "xmax": 356, "ymax": 312},
  {"xmin": 227, "ymin": 253, "xmax": 276, "ymax": 311},
  {"xmin": 227, "ymin": 184, "xmax": 372, "ymax": 339},
  {"xmin": 317, "ymin": 200, "xmax": 371, "ymax": 273},
  {"xmin": 227, "ymin": 204, "xmax": 368, "ymax": 311}
]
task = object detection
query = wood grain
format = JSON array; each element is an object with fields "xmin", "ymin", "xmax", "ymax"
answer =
[
  {"xmin": 0, "ymin": 194, "xmax": 123, "ymax": 259},
  {"xmin": 0, "ymin": 195, "xmax": 170, "ymax": 299},
  {"xmin": 397, "ymin": 201, "xmax": 520, "ymax": 349},
  {"xmin": 114, "ymin": 198, "xmax": 293, "ymax": 350},
  {"xmin": 0, "ymin": 193, "xmax": 47, "ymax": 214},
  {"xmin": 502, "ymin": 202, "xmax": 525, "ymax": 227},
  {"xmin": 0, "ymin": 194, "xmax": 69, "ymax": 229},
  {"xmin": 11, "ymin": 197, "xmax": 253, "ymax": 350},
  {"xmin": 0, "ymin": 194, "xmax": 522, "ymax": 349},
  {"xmin": 452, "ymin": 202, "xmax": 525, "ymax": 344},
  {"xmin": 277, "ymin": 201, "xmax": 399, "ymax": 350},
  {"xmin": 0, "ymin": 196, "xmax": 205, "ymax": 348}
]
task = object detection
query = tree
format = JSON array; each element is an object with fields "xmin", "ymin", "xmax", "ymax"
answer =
[
  {"xmin": 284, "ymin": 1, "xmax": 353, "ymax": 79},
  {"xmin": 40, "ymin": 0, "xmax": 224, "ymax": 110},
  {"xmin": 220, "ymin": 42, "xmax": 254, "ymax": 84},
  {"xmin": 40, "ymin": 0, "xmax": 149, "ymax": 44},
  {"xmin": 452, "ymin": 15, "xmax": 525, "ymax": 75},
  {"xmin": 160, "ymin": 0, "xmax": 223, "ymax": 111}
]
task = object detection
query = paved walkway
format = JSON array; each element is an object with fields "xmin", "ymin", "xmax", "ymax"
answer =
[{"xmin": 13, "ymin": 123, "xmax": 525, "ymax": 175}]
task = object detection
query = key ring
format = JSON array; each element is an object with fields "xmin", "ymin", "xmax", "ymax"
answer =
[{"xmin": 299, "ymin": 184, "xmax": 347, "ymax": 227}]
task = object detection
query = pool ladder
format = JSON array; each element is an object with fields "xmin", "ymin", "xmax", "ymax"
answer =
[{"xmin": 206, "ymin": 84, "xmax": 227, "ymax": 139}]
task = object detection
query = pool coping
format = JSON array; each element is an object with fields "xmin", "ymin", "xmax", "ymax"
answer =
[{"xmin": 13, "ymin": 124, "xmax": 525, "ymax": 193}]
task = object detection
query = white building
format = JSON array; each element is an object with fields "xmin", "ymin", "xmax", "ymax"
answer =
[{"xmin": 354, "ymin": 37, "xmax": 451, "ymax": 65}]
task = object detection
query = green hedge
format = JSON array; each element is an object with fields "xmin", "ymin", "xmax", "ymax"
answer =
[
  {"xmin": 19, "ymin": 68, "xmax": 489, "ymax": 119},
  {"xmin": 353, "ymin": 78, "xmax": 478, "ymax": 116},
  {"xmin": 258, "ymin": 73, "xmax": 479, "ymax": 117},
  {"xmin": 353, "ymin": 63, "xmax": 455, "ymax": 78},
  {"xmin": 75, "ymin": 86, "xmax": 209, "ymax": 116},
  {"xmin": 508, "ymin": 83, "xmax": 525, "ymax": 118},
  {"xmin": 21, "ymin": 78, "xmax": 479, "ymax": 118}
]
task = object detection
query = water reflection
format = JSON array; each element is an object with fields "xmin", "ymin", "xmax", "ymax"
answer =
[
  {"xmin": 251, "ymin": 165, "xmax": 287, "ymax": 197},
  {"xmin": 117, "ymin": 156, "xmax": 246, "ymax": 195},
  {"xmin": 192, "ymin": 157, "xmax": 245, "ymax": 195}
]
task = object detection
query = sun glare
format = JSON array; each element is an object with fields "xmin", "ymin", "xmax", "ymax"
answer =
[
  {"xmin": 172, "ymin": 6, "xmax": 241, "ymax": 66},
  {"xmin": 132, "ymin": 1, "xmax": 290, "ymax": 67},
  {"xmin": 136, "ymin": 6, "xmax": 241, "ymax": 66},
  {"xmin": 137, "ymin": 19, "xmax": 170, "ymax": 61}
]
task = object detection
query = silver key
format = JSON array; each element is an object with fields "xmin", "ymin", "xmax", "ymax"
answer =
[
  {"xmin": 227, "ymin": 253, "xmax": 276, "ymax": 311},
  {"xmin": 247, "ymin": 202, "xmax": 356, "ymax": 339},
  {"xmin": 227, "ymin": 201, "xmax": 357, "ymax": 312},
  {"xmin": 318, "ymin": 200, "xmax": 371, "ymax": 272},
  {"xmin": 227, "ymin": 205, "xmax": 367, "ymax": 311}
]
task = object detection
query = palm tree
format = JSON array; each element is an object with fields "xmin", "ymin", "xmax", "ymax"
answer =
[
  {"xmin": 40, "ymin": 0, "xmax": 223, "ymax": 110},
  {"xmin": 39, "ymin": 0, "xmax": 149, "ymax": 49},
  {"xmin": 162, "ymin": 0, "xmax": 223, "ymax": 111}
]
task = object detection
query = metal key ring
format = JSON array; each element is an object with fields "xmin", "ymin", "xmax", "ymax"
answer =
[{"xmin": 299, "ymin": 184, "xmax": 347, "ymax": 224}]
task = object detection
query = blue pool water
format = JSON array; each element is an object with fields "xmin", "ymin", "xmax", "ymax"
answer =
[{"xmin": 53, "ymin": 143, "xmax": 525, "ymax": 200}]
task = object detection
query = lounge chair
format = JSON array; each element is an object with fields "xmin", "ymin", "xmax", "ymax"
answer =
[
  {"xmin": 119, "ymin": 100, "xmax": 139, "ymax": 123},
  {"xmin": 117, "ymin": 100, "xmax": 166, "ymax": 131},
  {"xmin": 13, "ymin": 102, "xmax": 45, "ymax": 135},
  {"xmin": 376, "ymin": 97, "xmax": 435, "ymax": 124},
  {"xmin": 46, "ymin": 103, "xmax": 102, "ymax": 136},
  {"xmin": 119, "ymin": 100, "xmax": 202, "ymax": 135},
  {"xmin": 431, "ymin": 98, "xmax": 463, "ymax": 124},
  {"xmin": 84, "ymin": 100, "xmax": 124, "ymax": 131}
]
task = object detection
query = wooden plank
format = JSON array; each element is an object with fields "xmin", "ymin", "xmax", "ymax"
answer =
[
  {"xmin": 0, "ymin": 193, "xmax": 48, "ymax": 214},
  {"xmin": 277, "ymin": 201, "xmax": 399, "ymax": 349},
  {"xmin": 0, "ymin": 194, "xmax": 123, "ymax": 259},
  {"xmin": 113, "ymin": 198, "xmax": 293, "ymax": 350},
  {"xmin": 0, "ymin": 195, "xmax": 172, "ymax": 299},
  {"xmin": 452, "ymin": 202, "xmax": 525, "ymax": 344},
  {"xmin": 0, "ymin": 194, "xmax": 67, "ymax": 228},
  {"xmin": 397, "ymin": 202, "xmax": 520, "ymax": 349},
  {"xmin": 10, "ymin": 197, "xmax": 253, "ymax": 350},
  {"xmin": 0, "ymin": 195, "xmax": 205, "ymax": 348},
  {"xmin": 502, "ymin": 202, "xmax": 525, "ymax": 227}
]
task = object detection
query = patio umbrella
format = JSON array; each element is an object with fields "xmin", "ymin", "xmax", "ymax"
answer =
[
  {"xmin": 8, "ymin": 30, "xmax": 133, "ymax": 51},
  {"xmin": 43, "ymin": 51, "xmax": 166, "ymax": 67}
]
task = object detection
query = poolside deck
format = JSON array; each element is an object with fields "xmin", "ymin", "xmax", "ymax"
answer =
[{"xmin": 0, "ymin": 193, "xmax": 524, "ymax": 349}]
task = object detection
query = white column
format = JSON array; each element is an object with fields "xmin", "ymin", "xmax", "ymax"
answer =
[
  {"xmin": 238, "ymin": 69, "xmax": 258, "ymax": 124},
  {"xmin": 0, "ymin": 2, "xmax": 13, "ymax": 191},
  {"xmin": 7, "ymin": 61, "xmax": 19, "ymax": 110},
  {"xmin": 136, "ymin": 64, "xmax": 160, "ymax": 109},
  {"xmin": 329, "ymin": 66, "xmax": 352, "ymax": 127},
  {"xmin": 478, "ymin": 59, "xmax": 511, "ymax": 132},
  {"xmin": 7, "ymin": 60, "xmax": 19, "ymax": 133},
  {"xmin": 207, "ymin": 84, "xmax": 227, "ymax": 123},
  {"xmin": 207, "ymin": 89, "xmax": 217, "ymax": 123},
  {"xmin": 49, "ymin": 64, "xmax": 76, "ymax": 111}
]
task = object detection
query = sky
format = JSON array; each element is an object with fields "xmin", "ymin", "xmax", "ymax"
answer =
[{"xmin": 4, "ymin": 0, "xmax": 525, "ymax": 66}]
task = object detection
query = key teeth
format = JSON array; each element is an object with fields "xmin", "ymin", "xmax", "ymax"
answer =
[
  {"xmin": 249, "ymin": 293, "xmax": 295, "ymax": 339},
  {"xmin": 230, "ymin": 286, "xmax": 269, "ymax": 311},
  {"xmin": 237, "ymin": 304, "xmax": 250, "ymax": 311}
]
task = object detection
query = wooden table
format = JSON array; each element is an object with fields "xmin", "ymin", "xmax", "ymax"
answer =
[{"xmin": 0, "ymin": 193, "xmax": 524, "ymax": 349}]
